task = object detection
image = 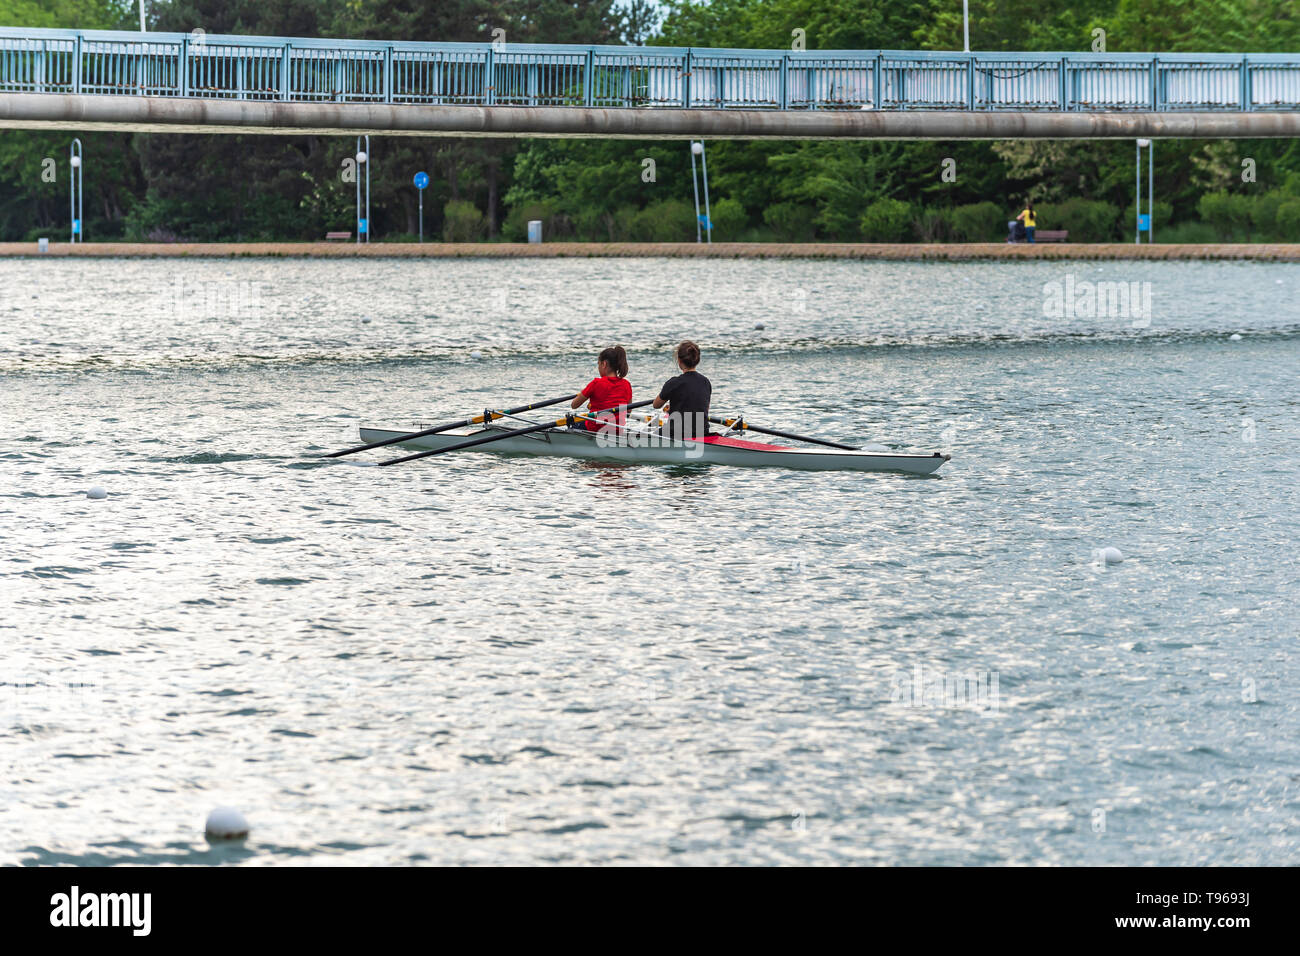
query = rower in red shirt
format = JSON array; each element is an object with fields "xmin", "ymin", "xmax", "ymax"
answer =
[{"xmin": 571, "ymin": 346, "xmax": 632, "ymax": 433}]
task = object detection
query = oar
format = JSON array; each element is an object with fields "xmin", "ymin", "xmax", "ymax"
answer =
[
  {"xmin": 380, "ymin": 400, "xmax": 655, "ymax": 466},
  {"xmin": 709, "ymin": 415, "xmax": 858, "ymax": 451},
  {"xmin": 326, "ymin": 393, "xmax": 578, "ymax": 458}
]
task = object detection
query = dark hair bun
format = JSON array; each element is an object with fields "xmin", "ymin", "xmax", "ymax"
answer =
[{"xmin": 676, "ymin": 340, "xmax": 701, "ymax": 368}]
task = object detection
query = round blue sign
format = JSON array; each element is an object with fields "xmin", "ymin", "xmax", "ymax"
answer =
[{"xmin": 413, "ymin": 172, "xmax": 429, "ymax": 190}]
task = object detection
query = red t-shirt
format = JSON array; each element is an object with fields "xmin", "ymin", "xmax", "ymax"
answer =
[{"xmin": 580, "ymin": 375, "xmax": 633, "ymax": 431}]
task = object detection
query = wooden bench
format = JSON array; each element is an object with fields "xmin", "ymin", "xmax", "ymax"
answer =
[
  {"xmin": 325, "ymin": 231, "xmax": 351, "ymax": 241},
  {"xmin": 1035, "ymin": 230, "xmax": 1069, "ymax": 242}
]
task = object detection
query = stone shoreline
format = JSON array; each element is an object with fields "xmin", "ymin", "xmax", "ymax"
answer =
[{"xmin": 3, "ymin": 241, "xmax": 1300, "ymax": 261}]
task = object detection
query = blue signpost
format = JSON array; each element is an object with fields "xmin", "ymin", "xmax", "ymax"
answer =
[{"xmin": 414, "ymin": 171, "xmax": 429, "ymax": 243}]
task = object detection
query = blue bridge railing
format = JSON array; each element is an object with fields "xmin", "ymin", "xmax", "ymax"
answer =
[{"xmin": 2, "ymin": 27, "xmax": 1299, "ymax": 112}]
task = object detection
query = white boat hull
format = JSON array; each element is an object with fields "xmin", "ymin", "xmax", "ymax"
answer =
[{"xmin": 359, "ymin": 425, "xmax": 949, "ymax": 474}]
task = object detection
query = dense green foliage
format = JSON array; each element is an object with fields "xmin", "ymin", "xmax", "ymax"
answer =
[{"xmin": 3, "ymin": 0, "xmax": 1300, "ymax": 242}]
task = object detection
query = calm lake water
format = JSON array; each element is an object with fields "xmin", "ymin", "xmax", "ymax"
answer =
[{"xmin": 1, "ymin": 256, "xmax": 1297, "ymax": 865}]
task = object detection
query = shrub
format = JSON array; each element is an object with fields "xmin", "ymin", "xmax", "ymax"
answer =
[
  {"xmin": 145, "ymin": 226, "xmax": 185, "ymax": 243},
  {"xmin": 442, "ymin": 200, "xmax": 485, "ymax": 242},
  {"xmin": 859, "ymin": 198, "xmax": 913, "ymax": 242},
  {"xmin": 912, "ymin": 207, "xmax": 952, "ymax": 242},
  {"xmin": 1251, "ymin": 191, "xmax": 1282, "ymax": 238},
  {"xmin": 572, "ymin": 206, "xmax": 617, "ymax": 241},
  {"xmin": 1033, "ymin": 198, "xmax": 1120, "ymax": 242},
  {"xmin": 502, "ymin": 200, "xmax": 562, "ymax": 241},
  {"xmin": 763, "ymin": 202, "xmax": 817, "ymax": 241},
  {"xmin": 1197, "ymin": 192, "xmax": 1253, "ymax": 240},
  {"xmin": 948, "ymin": 201, "xmax": 1005, "ymax": 242},
  {"xmin": 610, "ymin": 206, "xmax": 639, "ymax": 241},
  {"xmin": 1276, "ymin": 199, "xmax": 1300, "ymax": 240},
  {"xmin": 628, "ymin": 198, "xmax": 697, "ymax": 242},
  {"xmin": 707, "ymin": 198, "xmax": 748, "ymax": 239},
  {"xmin": 1155, "ymin": 221, "xmax": 1218, "ymax": 244}
]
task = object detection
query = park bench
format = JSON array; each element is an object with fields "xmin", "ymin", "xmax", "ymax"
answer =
[
  {"xmin": 325, "ymin": 231, "xmax": 351, "ymax": 241},
  {"xmin": 1035, "ymin": 230, "xmax": 1069, "ymax": 242}
]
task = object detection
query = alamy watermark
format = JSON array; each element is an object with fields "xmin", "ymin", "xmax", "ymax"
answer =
[
  {"xmin": 152, "ymin": 276, "xmax": 266, "ymax": 319},
  {"xmin": 889, "ymin": 663, "xmax": 1000, "ymax": 715},
  {"xmin": 592, "ymin": 411, "xmax": 709, "ymax": 457},
  {"xmin": 1043, "ymin": 274, "xmax": 1153, "ymax": 327}
]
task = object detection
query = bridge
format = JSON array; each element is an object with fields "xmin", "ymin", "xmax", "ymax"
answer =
[{"xmin": 2, "ymin": 26, "xmax": 1299, "ymax": 139}]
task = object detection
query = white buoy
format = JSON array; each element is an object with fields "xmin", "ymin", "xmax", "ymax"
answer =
[
  {"xmin": 86, "ymin": 486, "xmax": 107, "ymax": 500},
  {"xmin": 1229, "ymin": 333, "xmax": 1242, "ymax": 341},
  {"xmin": 470, "ymin": 350, "xmax": 483, "ymax": 359},
  {"xmin": 1099, "ymin": 546, "xmax": 1123, "ymax": 564},
  {"xmin": 205, "ymin": 807, "xmax": 249, "ymax": 840}
]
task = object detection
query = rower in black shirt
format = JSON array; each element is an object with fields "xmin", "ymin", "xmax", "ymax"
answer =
[{"xmin": 653, "ymin": 340, "xmax": 711, "ymax": 441}]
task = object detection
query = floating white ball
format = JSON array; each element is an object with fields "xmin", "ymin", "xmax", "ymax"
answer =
[
  {"xmin": 1229, "ymin": 333, "xmax": 1242, "ymax": 341},
  {"xmin": 205, "ymin": 807, "xmax": 249, "ymax": 840},
  {"xmin": 86, "ymin": 486, "xmax": 107, "ymax": 500},
  {"xmin": 1099, "ymin": 546, "xmax": 1123, "ymax": 564},
  {"xmin": 470, "ymin": 350, "xmax": 483, "ymax": 359},
  {"xmin": 360, "ymin": 316, "xmax": 371, "ymax": 324}
]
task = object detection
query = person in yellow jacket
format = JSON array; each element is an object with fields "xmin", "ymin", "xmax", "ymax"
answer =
[{"xmin": 1016, "ymin": 201, "xmax": 1037, "ymax": 243}]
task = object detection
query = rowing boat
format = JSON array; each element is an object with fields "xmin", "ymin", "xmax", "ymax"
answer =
[{"xmin": 358, "ymin": 423, "xmax": 950, "ymax": 474}]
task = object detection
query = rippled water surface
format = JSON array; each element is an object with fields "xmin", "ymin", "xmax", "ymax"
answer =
[{"xmin": 2, "ymin": 257, "xmax": 1297, "ymax": 865}]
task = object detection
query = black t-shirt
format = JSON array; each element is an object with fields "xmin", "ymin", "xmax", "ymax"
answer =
[{"xmin": 659, "ymin": 370, "xmax": 711, "ymax": 439}]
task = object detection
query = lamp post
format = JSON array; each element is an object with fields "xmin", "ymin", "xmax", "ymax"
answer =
[
  {"xmin": 963, "ymin": 0, "xmax": 970, "ymax": 52},
  {"xmin": 689, "ymin": 141, "xmax": 712, "ymax": 244},
  {"xmin": 356, "ymin": 136, "xmax": 370, "ymax": 244},
  {"xmin": 1135, "ymin": 139, "xmax": 1154, "ymax": 244},
  {"xmin": 69, "ymin": 139, "xmax": 83, "ymax": 243},
  {"xmin": 138, "ymin": 0, "xmax": 146, "ymax": 31}
]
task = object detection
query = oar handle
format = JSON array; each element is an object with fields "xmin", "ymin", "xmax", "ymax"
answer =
[
  {"xmin": 326, "ymin": 393, "xmax": 577, "ymax": 458},
  {"xmin": 709, "ymin": 416, "xmax": 858, "ymax": 451}
]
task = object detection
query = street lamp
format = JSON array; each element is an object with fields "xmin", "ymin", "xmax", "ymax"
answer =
[
  {"xmin": 138, "ymin": 0, "xmax": 146, "ymax": 31},
  {"xmin": 356, "ymin": 137, "xmax": 370, "ymax": 244},
  {"xmin": 963, "ymin": 1, "xmax": 970, "ymax": 52},
  {"xmin": 1135, "ymin": 139, "xmax": 1154, "ymax": 244},
  {"xmin": 689, "ymin": 141, "xmax": 712, "ymax": 244},
  {"xmin": 69, "ymin": 139, "xmax": 83, "ymax": 243}
]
